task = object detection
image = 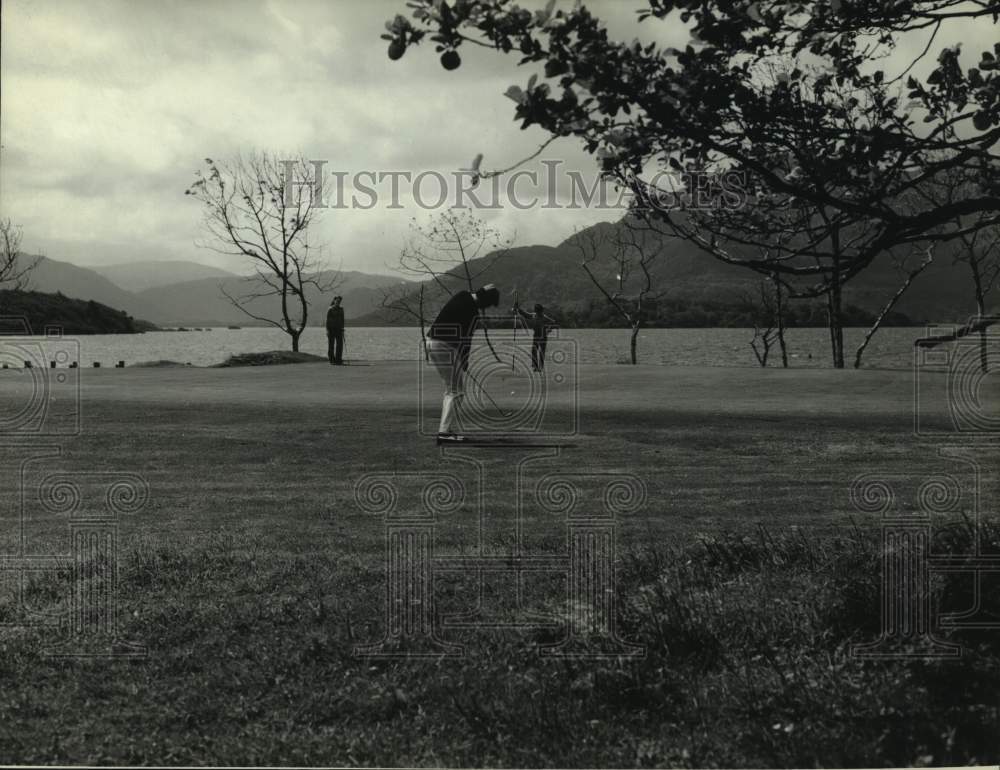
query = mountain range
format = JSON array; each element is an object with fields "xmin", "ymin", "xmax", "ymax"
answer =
[
  {"xmin": 358, "ymin": 218, "xmax": 990, "ymax": 325},
  {"xmin": 15, "ymin": 218, "xmax": 991, "ymax": 329},
  {"xmin": 93, "ymin": 260, "xmax": 237, "ymax": 292},
  {"xmin": 22, "ymin": 257, "xmax": 412, "ymax": 327}
]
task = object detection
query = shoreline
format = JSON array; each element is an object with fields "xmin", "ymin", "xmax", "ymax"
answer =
[{"xmin": 0, "ymin": 326, "xmax": 973, "ymax": 370}]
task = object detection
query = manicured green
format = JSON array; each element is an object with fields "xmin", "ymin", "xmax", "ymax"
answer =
[{"xmin": 0, "ymin": 363, "xmax": 997, "ymax": 766}]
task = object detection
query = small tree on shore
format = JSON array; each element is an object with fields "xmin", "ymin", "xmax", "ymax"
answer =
[
  {"xmin": 954, "ymin": 225, "xmax": 1000, "ymax": 373},
  {"xmin": 380, "ymin": 282, "xmax": 431, "ymax": 360},
  {"xmin": 380, "ymin": 209, "xmax": 512, "ymax": 359},
  {"xmin": 742, "ymin": 274, "xmax": 788, "ymax": 368},
  {"xmin": 396, "ymin": 209, "xmax": 511, "ymax": 294},
  {"xmin": 911, "ymin": 166, "xmax": 1000, "ymax": 372},
  {"xmin": 574, "ymin": 218, "xmax": 664, "ymax": 365},
  {"xmin": 186, "ymin": 153, "xmax": 339, "ymax": 352},
  {"xmin": 852, "ymin": 245, "xmax": 935, "ymax": 369}
]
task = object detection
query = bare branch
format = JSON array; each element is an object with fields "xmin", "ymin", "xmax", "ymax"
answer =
[
  {"xmin": 0, "ymin": 218, "xmax": 40, "ymax": 292},
  {"xmin": 186, "ymin": 152, "xmax": 338, "ymax": 351}
]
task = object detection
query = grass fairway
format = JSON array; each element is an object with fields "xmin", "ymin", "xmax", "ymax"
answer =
[{"xmin": 1, "ymin": 361, "xmax": 998, "ymax": 766}]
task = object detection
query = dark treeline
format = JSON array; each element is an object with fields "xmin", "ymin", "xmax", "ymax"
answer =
[
  {"xmin": 0, "ymin": 290, "xmax": 158, "ymax": 335},
  {"xmin": 483, "ymin": 297, "xmax": 919, "ymax": 330}
]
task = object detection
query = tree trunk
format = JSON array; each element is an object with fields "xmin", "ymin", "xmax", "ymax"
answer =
[
  {"xmin": 827, "ymin": 281, "xmax": 844, "ymax": 369},
  {"xmin": 969, "ymin": 255, "xmax": 990, "ymax": 373},
  {"xmin": 749, "ymin": 327, "xmax": 772, "ymax": 367},
  {"xmin": 825, "ymin": 225, "xmax": 845, "ymax": 369},
  {"xmin": 419, "ymin": 285, "xmax": 429, "ymax": 362},
  {"xmin": 854, "ymin": 253, "xmax": 933, "ymax": 369},
  {"xmin": 773, "ymin": 279, "xmax": 788, "ymax": 368},
  {"xmin": 630, "ymin": 321, "xmax": 640, "ymax": 365},
  {"xmin": 290, "ymin": 329, "xmax": 301, "ymax": 353}
]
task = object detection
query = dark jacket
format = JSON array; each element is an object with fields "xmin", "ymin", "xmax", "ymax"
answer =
[
  {"xmin": 326, "ymin": 305, "xmax": 345, "ymax": 332},
  {"xmin": 429, "ymin": 291, "xmax": 480, "ymax": 367},
  {"xmin": 517, "ymin": 308, "xmax": 555, "ymax": 339},
  {"xmin": 429, "ymin": 291, "xmax": 479, "ymax": 344}
]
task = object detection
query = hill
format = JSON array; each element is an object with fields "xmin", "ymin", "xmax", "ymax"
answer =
[
  {"xmin": 135, "ymin": 270, "xmax": 414, "ymax": 326},
  {"xmin": 93, "ymin": 260, "xmax": 238, "ymax": 292},
  {"xmin": 21, "ymin": 226, "xmax": 989, "ymax": 330},
  {"xmin": 19, "ymin": 255, "xmax": 415, "ymax": 327},
  {"xmin": 0, "ymin": 290, "xmax": 157, "ymax": 334},
  {"xmin": 24, "ymin": 255, "xmax": 170, "ymax": 321},
  {"xmin": 355, "ymin": 217, "xmax": 991, "ymax": 326}
]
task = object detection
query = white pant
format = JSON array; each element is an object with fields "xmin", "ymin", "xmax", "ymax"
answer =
[{"xmin": 426, "ymin": 339, "xmax": 465, "ymax": 434}]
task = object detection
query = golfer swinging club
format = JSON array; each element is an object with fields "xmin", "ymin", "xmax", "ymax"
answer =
[{"xmin": 426, "ymin": 284, "xmax": 501, "ymax": 445}]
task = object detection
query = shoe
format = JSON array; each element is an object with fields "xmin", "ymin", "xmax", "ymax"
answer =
[{"xmin": 436, "ymin": 433, "xmax": 467, "ymax": 445}]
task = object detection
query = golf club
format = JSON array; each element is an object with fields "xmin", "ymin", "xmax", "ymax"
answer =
[{"xmin": 464, "ymin": 367, "xmax": 513, "ymax": 419}]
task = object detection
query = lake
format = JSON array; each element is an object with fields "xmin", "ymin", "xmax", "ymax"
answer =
[{"xmin": 0, "ymin": 325, "xmax": 953, "ymax": 370}]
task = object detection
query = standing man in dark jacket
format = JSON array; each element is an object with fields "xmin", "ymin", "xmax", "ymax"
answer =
[
  {"xmin": 326, "ymin": 296, "xmax": 345, "ymax": 365},
  {"xmin": 426, "ymin": 284, "xmax": 500, "ymax": 443}
]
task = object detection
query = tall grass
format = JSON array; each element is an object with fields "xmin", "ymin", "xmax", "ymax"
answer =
[{"xmin": 2, "ymin": 522, "xmax": 997, "ymax": 766}]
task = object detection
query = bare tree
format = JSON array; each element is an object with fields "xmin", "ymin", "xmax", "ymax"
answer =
[
  {"xmin": 574, "ymin": 218, "xmax": 664, "ymax": 365},
  {"xmin": 186, "ymin": 153, "xmax": 339, "ymax": 352},
  {"xmin": 954, "ymin": 224, "xmax": 1000, "ymax": 373},
  {"xmin": 381, "ymin": 209, "xmax": 512, "ymax": 360},
  {"xmin": 1, "ymin": 218, "xmax": 39, "ymax": 292},
  {"xmin": 853, "ymin": 246, "xmax": 935, "ymax": 369},
  {"xmin": 380, "ymin": 281, "xmax": 430, "ymax": 360},
  {"xmin": 911, "ymin": 165, "xmax": 1000, "ymax": 372},
  {"xmin": 396, "ymin": 210, "xmax": 511, "ymax": 293},
  {"xmin": 742, "ymin": 275, "xmax": 789, "ymax": 368},
  {"xmin": 626, "ymin": 66, "xmax": 972, "ymax": 369},
  {"xmin": 641, "ymin": 172, "xmax": 889, "ymax": 369}
]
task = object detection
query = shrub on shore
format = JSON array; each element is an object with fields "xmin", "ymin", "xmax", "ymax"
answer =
[{"xmin": 212, "ymin": 350, "xmax": 326, "ymax": 367}]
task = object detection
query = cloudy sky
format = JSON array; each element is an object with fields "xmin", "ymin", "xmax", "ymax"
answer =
[{"xmin": 1, "ymin": 0, "xmax": 991, "ymax": 276}]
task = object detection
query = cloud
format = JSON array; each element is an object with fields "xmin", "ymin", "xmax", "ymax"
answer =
[
  {"xmin": 1, "ymin": 0, "xmax": 996, "ymax": 275},
  {"xmin": 1, "ymin": 0, "xmax": 615, "ymax": 271}
]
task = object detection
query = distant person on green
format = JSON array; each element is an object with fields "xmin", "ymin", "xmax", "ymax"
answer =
[
  {"xmin": 514, "ymin": 302, "xmax": 558, "ymax": 371},
  {"xmin": 326, "ymin": 296, "xmax": 345, "ymax": 365}
]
